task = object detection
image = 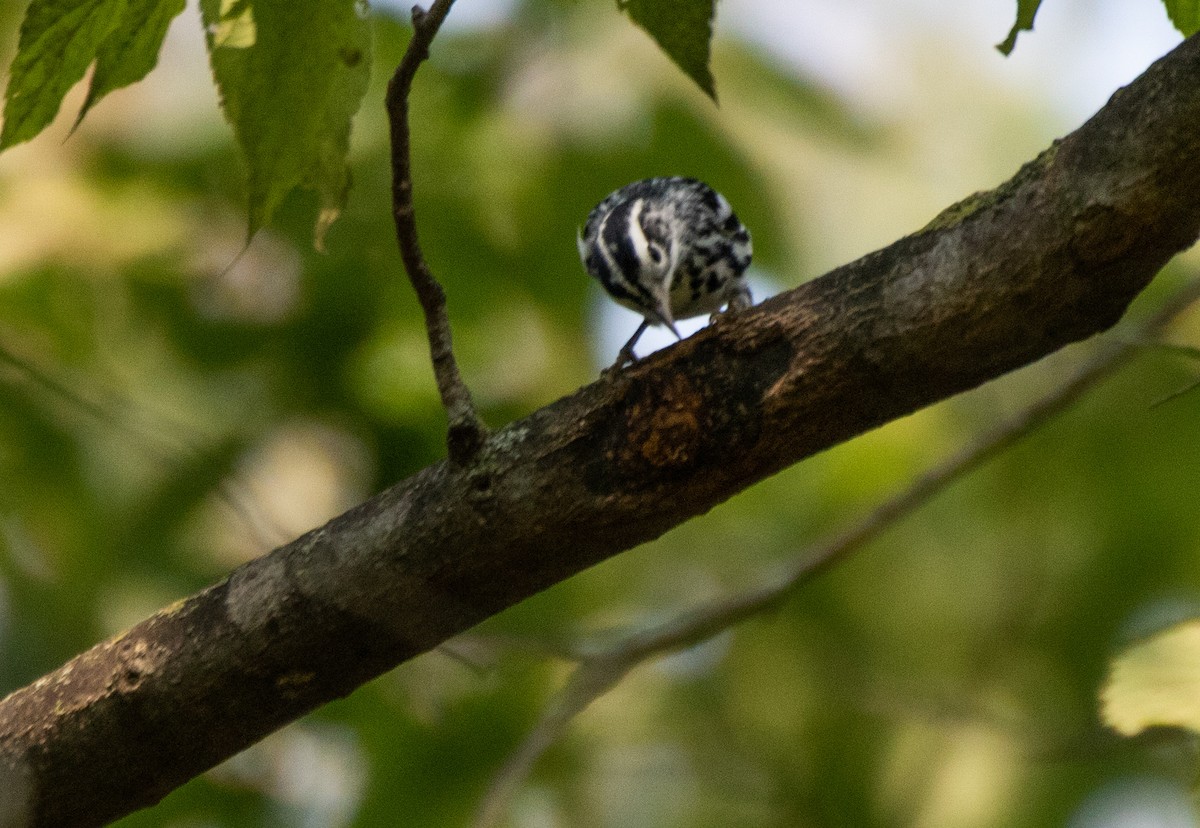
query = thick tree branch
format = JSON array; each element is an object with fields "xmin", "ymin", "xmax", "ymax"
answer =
[
  {"xmin": 4, "ymin": 33, "xmax": 1200, "ymax": 828},
  {"xmin": 386, "ymin": 0, "xmax": 488, "ymax": 465}
]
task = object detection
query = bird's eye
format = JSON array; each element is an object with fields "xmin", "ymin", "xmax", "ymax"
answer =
[{"xmin": 648, "ymin": 245, "xmax": 665, "ymax": 265}]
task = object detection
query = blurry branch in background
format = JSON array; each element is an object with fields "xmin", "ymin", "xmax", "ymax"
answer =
[
  {"xmin": 472, "ymin": 275, "xmax": 1200, "ymax": 828},
  {"xmin": 474, "ymin": 654, "xmax": 632, "ymax": 828},
  {"xmin": 1147, "ymin": 342, "xmax": 1200, "ymax": 407},
  {"xmin": 385, "ymin": 0, "xmax": 489, "ymax": 465}
]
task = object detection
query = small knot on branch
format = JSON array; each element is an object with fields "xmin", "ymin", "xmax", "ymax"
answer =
[{"xmin": 448, "ymin": 420, "xmax": 488, "ymax": 466}]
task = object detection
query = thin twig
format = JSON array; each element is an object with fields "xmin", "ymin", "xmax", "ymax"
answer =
[
  {"xmin": 473, "ymin": 657, "xmax": 631, "ymax": 828},
  {"xmin": 385, "ymin": 0, "xmax": 488, "ymax": 465},
  {"xmin": 472, "ymin": 277, "xmax": 1200, "ymax": 827}
]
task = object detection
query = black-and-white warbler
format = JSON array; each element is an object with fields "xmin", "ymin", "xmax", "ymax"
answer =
[{"xmin": 578, "ymin": 177, "xmax": 753, "ymax": 369}]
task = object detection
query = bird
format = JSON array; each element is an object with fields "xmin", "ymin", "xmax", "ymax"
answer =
[{"xmin": 578, "ymin": 177, "xmax": 753, "ymax": 371}]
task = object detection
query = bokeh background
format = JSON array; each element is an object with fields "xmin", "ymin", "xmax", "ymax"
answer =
[{"xmin": 2, "ymin": 0, "xmax": 1200, "ymax": 825}]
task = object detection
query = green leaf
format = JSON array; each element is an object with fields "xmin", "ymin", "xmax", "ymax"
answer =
[
  {"xmin": 996, "ymin": 0, "xmax": 1044, "ymax": 56},
  {"xmin": 77, "ymin": 0, "xmax": 189, "ymax": 126},
  {"xmin": 0, "ymin": 0, "xmax": 127, "ymax": 149},
  {"xmin": 618, "ymin": 0, "xmax": 717, "ymax": 100},
  {"xmin": 200, "ymin": 0, "xmax": 372, "ymax": 243},
  {"xmin": 1163, "ymin": 0, "xmax": 1200, "ymax": 36}
]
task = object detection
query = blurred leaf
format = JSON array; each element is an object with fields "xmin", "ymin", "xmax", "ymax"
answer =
[
  {"xmin": 1101, "ymin": 619, "xmax": 1200, "ymax": 736},
  {"xmin": 200, "ymin": 0, "xmax": 372, "ymax": 243},
  {"xmin": 996, "ymin": 0, "xmax": 1043, "ymax": 56},
  {"xmin": 1163, "ymin": 0, "xmax": 1200, "ymax": 36},
  {"xmin": 77, "ymin": 0, "xmax": 188, "ymax": 126},
  {"xmin": 0, "ymin": 0, "xmax": 125, "ymax": 149},
  {"xmin": 618, "ymin": 0, "xmax": 716, "ymax": 100}
]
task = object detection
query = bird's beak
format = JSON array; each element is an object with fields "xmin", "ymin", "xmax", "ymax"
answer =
[{"xmin": 653, "ymin": 289, "xmax": 681, "ymax": 340}]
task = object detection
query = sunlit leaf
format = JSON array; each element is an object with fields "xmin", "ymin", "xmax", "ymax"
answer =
[
  {"xmin": 77, "ymin": 0, "xmax": 188, "ymax": 126},
  {"xmin": 0, "ymin": 0, "xmax": 127, "ymax": 149},
  {"xmin": 996, "ymin": 0, "xmax": 1043, "ymax": 56},
  {"xmin": 618, "ymin": 0, "xmax": 717, "ymax": 100},
  {"xmin": 200, "ymin": 0, "xmax": 372, "ymax": 243},
  {"xmin": 1101, "ymin": 619, "xmax": 1200, "ymax": 736},
  {"xmin": 1163, "ymin": 0, "xmax": 1200, "ymax": 36}
]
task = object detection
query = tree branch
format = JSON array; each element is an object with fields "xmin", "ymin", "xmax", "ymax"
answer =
[
  {"xmin": 386, "ymin": 0, "xmax": 488, "ymax": 465},
  {"xmin": 471, "ymin": 274, "xmax": 1200, "ymax": 827},
  {"xmin": 4, "ymin": 32, "xmax": 1200, "ymax": 828}
]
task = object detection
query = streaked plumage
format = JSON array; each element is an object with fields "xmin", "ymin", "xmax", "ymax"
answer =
[{"xmin": 578, "ymin": 177, "xmax": 752, "ymax": 369}]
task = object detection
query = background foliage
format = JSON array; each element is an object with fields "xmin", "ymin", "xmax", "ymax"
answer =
[{"xmin": 2, "ymin": 1, "xmax": 1200, "ymax": 826}]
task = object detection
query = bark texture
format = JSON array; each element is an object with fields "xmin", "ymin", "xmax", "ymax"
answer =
[{"xmin": 4, "ymin": 33, "xmax": 1200, "ymax": 828}]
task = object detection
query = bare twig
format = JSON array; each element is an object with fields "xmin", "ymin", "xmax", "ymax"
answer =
[
  {"xmin": 473, "ymin": 277, "xmax": 1200, "ymax": 827},
  {"xmin": 385, "ymin": 0, "xmax": 488, "ymax": 465}
]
